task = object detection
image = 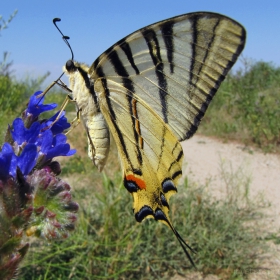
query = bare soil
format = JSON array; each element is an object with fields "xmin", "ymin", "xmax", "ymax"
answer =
[{"xmin": 175, "ymin": 135, "xmax": 280, "ymax": 280}]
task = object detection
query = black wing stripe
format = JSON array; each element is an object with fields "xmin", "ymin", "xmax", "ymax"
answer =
[
  {"xmin": 184, "ymin": 25, "xmax": 245, "ymax": 140},
  {"xmin": 160, "ymin": 20, "xmax": 175, "ymax": 74},
  {"xmin": 106, "ymin": 49, "xmax": 143, "ymax": 164},
  {"xmin": 157, "ymin": 125, "xmax": 167, "ymax": 171},
  {"xmin": 189, "ymin": 15, "xmax": 198, "ymax": 87},
  {"xmin": 142, "ymin": 28, "xmax": 168, "ymax": 123},
  {"xmin": 120, "ymin": 39, "xmax": 140, "ymax": 75},
  {"xmin": 172, "ymin": 170, "xmax": 182, "ymax": 180},
  {"xmin": 184, "ymin": 16, "xmax": 224, "ymax": 139},
  {"xmin": 194, "ymin": 18, "xmax": 220, "ymax": 80},
  {"xmin": 168, "ymin": 148, "xmax": 183, "ymax": 172},
  {"xmin": 77, "ymin": 66, "xmax": 99, "ymax": 106},
  {"xmin": 94, "ymin": 63, "xmax": 134, "ymax": 167},
  {"xmin": 222, "ymin": 26, "xmax": 247, "ymax": 74}
]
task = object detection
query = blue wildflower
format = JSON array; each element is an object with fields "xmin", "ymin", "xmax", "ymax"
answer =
[
  {"xmin": 0, "ymin": 143, "xmax": 17, "ymax": 181},
  {"xmin": 17, "ymin": 143, "xmax": 38, "ymax": 177},
  {"xmin": 25, "ymin": 91, "xmax": 57, "ymax": 119},
  {"xmin": 40, "ymin": 130, "xmax": 75, "ymax": 161},
  {"xmin": 1, "ymin": 91, "xmax": 76, "ymax": 180},
  {"xmin": 43, "ymin": 111, "xmax": 71, "ymax": 135},
  {"xmin": 0, "ymin": 142, "xmax": 37, "ymax": 181},
  {"xmin": 11, "ymin": 118, "xmax": 41, "ymax": 146}
]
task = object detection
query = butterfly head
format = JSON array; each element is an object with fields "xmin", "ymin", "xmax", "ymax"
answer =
[
  {"xmin": 63, "ymin": 61, "xmax": 91, "ymax": 107},
  {"xmin": 63, "ymin": 61, "xmax": 90, "ymax": 87},
  {"xmin": 65, "ymin": 60, "xmax": 77, "ymax": 73},
  {"xmin": 63, "ymin": 60, "xmax": 89, "ymax": 74}
]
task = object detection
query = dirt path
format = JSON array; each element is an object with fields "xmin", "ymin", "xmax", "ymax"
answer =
[{"xmin": 178, "ymin": 135, "xmax": 280, "ymax": 279}]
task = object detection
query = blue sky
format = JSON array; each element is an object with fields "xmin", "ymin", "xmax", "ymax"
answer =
[{"xmin": 1, "ymin": 1, "xmax": 279, "ymax": 87}]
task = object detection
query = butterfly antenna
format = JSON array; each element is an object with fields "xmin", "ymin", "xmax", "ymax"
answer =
[
  {"xmin": 53, "ymin": 18, "xmax": 74, "ymax": 61},
  {"xmin": 36, "ymin": 18, "xmax": 74, "ymax": 103}
]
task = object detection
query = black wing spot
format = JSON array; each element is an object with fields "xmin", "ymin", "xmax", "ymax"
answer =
[
  {"xmin": 132, "ymin": 169, "xmax": 142, "ymax": 176},
  {"xmin": 172, "ymin": 171, "xmax": 182, "ymax": 181}
]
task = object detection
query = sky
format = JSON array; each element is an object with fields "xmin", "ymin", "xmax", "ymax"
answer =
[{"xmin": 1, "ymin": 0, "xmax": 279, "ymax": 87}]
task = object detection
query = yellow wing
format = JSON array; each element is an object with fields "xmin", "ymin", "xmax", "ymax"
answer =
[{"xmin": 89, "ymin": 12, "xmax": 246, "ymax": 264}]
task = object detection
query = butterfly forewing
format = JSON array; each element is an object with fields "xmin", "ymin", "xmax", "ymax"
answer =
[{"xmin": 90, "ymin": 12, "xmax": 246, "ymax": 140}]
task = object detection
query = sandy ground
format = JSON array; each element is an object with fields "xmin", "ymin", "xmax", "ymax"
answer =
[{"xmin": 175, "ymin": 135, "xmax": 280, "ymax": 280}]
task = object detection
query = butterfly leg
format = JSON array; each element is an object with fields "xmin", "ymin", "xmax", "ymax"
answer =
[
  {"xmin": 64, "ymin": 101, "xmax": 82, "ymax": 135},
  {"xmin": 49, "ymin": 93, "xmax": 82, "ymax": 135},
  {"xmin": 38, "ymin": 73, "xmax": 72, "ymax": 100},
  {"xmin": 38, "ymin": 77, "xmax": 81, "ymax": 132}
]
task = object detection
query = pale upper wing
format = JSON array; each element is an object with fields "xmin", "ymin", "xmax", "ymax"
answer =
[{"xmin": 89, "ymin": 12, "xmax": 246, "ymax": 141}]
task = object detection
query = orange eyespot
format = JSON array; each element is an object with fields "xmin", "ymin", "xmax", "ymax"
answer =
[{"xmin": 126, "ymin": 174, "xmax": 147, "ymax": 190}]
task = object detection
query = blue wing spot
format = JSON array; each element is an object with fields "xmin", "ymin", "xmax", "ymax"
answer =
[
  {"xmin": 162, "ymin": 178, "xmax": 177, "ymax": 193},
  {"xmin": 135, "ymin": 206, "xmax": 154, "ymax": 222},
  {"xmin": 160, "ymin": 193, "xmax": 169, "ymax": 208},
  {"xmin": 124, "ymin": 179, "xmax": 138, "ymax": 193},
  {"xmin": 154, "ymin": 208, "xmax": 168, "ymax": 222}
]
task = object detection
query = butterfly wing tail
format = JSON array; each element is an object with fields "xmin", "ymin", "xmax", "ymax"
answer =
[{"xmin": 154, "ymin": 208, "xmax": 196, "ymax": 267}]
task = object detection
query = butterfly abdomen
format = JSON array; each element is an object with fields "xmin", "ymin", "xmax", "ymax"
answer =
[
  {"xmin": 85, "ymin": 112, "xmax": 110, "ymax": 171},
  {"xmin": 64, "ymin": 61, "xmax": 110, "ymax": 171}
]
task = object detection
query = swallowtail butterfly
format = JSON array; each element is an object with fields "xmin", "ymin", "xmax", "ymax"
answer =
[{"xmin": 51, "ymin": 12, "xmax": 246, "ymax": 265}]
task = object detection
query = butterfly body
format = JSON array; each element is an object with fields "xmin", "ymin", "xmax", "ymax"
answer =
[
  {"xmin": 65, "ymin": 62, "xmax": 110, "ymax": 171},
  {"xmin": 63, "ymin": 12, "xmax": 246, "ymax": 264}
]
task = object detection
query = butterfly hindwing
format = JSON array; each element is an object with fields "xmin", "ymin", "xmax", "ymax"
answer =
[
  {"xmin": 94, "ymin": 79, "xmax": 196, "ymax": 262},
  {"xmin": 95, "ymin": 79, "xmax": 183, "ymax": 215}
]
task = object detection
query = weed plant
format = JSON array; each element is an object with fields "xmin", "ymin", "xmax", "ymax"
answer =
[
  {"xmin": 19, "ymin": 156, "xmax": 268, "ymax": 280},
  {"xmin": 0, "ymin": 58, "xmax": 275, "ymax": 279},
  {"xmin": 0, "ymin": 73, "xmax": 50, "ymax": 137}
]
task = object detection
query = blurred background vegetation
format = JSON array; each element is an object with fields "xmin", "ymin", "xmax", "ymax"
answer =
[{"xmin": 1, "ymin": 12, "xmax": 280, "ymax": 280}]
